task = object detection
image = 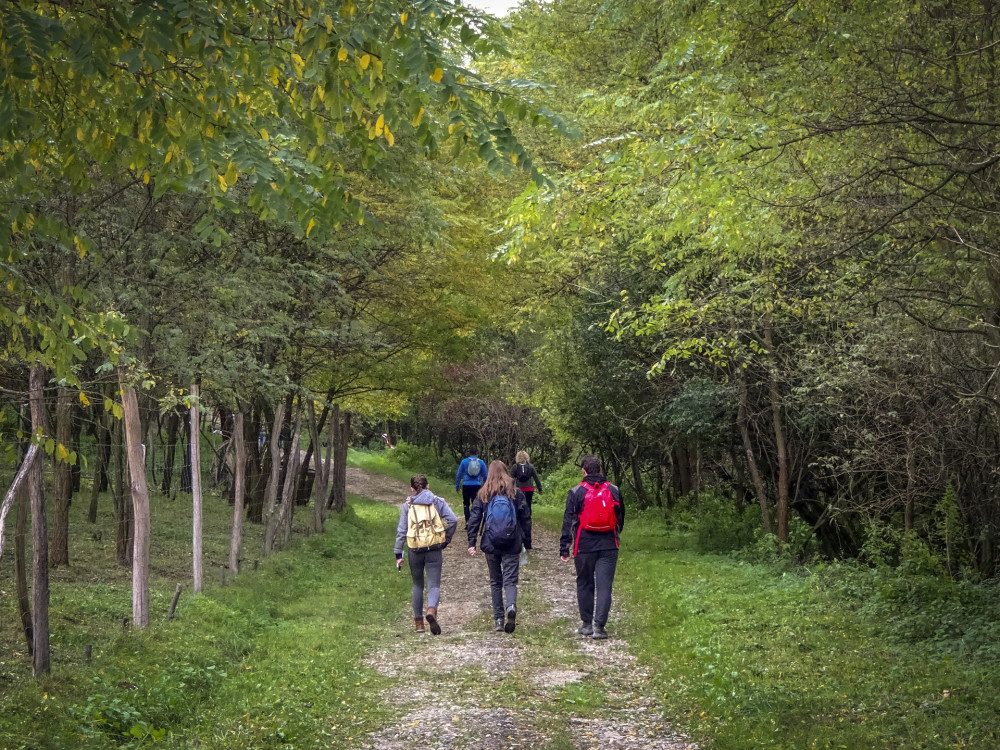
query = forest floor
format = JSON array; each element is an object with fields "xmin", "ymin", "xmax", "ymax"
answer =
[{"xmin": 345, "ymin": 468, "xmax": 695, "ymax": 750}]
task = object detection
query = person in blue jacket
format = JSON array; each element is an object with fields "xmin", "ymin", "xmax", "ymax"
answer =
[{"xmin": 455, "ymin": 449, "xmax": 488, "ymax": 525}]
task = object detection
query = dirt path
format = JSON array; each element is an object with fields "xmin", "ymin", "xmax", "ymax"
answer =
[{"xmin": 346, "ymin": 468, "xmax": 695, "ymax": 750}]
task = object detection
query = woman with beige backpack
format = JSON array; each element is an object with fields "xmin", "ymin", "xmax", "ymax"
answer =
[{"xmin": 394, "ymin": 474, "xmax": 458, "ymax": 635}]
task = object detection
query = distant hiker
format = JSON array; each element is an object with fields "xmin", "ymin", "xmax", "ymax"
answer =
[
  {"xmin": 559, "ymin": 454, "xmax": 624, "ymax": 640},
  {"xmin": 455, "ymin": 449, "xmax": 489, "ymax": 526},
  {"xmin": 512, "ymin": 450, "xmax": 543, "ymax": 512},
  {"xmin": 395, "ymin": 474, "xmax": 458, "ymax": 635},
  {"xmin": 467, "ymin": 460, "xmax": 532, "ymax": 633}
]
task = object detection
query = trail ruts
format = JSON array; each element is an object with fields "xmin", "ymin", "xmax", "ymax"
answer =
[{"xmin": 346, "ymin": 469, "xmax": 695, "ymax": 750}]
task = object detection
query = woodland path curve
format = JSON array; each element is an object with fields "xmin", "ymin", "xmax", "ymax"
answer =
[{"xmin": 345, "ymin": 468, "xmax": 696, "ymax": 750}]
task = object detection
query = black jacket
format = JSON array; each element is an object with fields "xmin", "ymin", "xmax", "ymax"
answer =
[
  {"xmin": 559, "ymin": 474, "xmax": 624, "ymax": 557},
  {"xmin": 467, "ymin": 489, "xmax": 532, "ymax": 554},
  {"xmin": 512, "ymin": 461, "xmax": 543, "ymax": 493}
]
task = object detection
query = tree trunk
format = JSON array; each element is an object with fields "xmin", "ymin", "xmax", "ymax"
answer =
[
  {"xmin": 190, "ymin": 383, "xmax": 204, "ymax": 594},
  {"xmin": 89, "ymin": 410, "xmax": 108, "ymax": 523},
  {"xmin": 308, "ymin": 403, "xmax": 327, "ymax": 533},
  {"xmin": 629, "ymin": 449, "xmax": 650, "ymax": 510},
  {"xmin": 29, "ymin": 364, "xmax": 51, "ymax": 675},
  {"xmin": 16, "ymin": 484, "xmax": 33, "ymax": 654},
  {"xmin": 329, "ymin": 408, "xmax": 351, "ymax": 513},
  {"xmin": 266, "ymin": 409, "xmax": 300, "ymax": 554},
  {"xmin": 764, "ymin": 325, "xmax": 790, "ymax": 543},
  {"xmin": 112, "ymin": 415, "xmax": 133, "ymax": 567},
  {"xmin": 674, "ymin": 445, "xmax": 692, "ymax": 497},
  {"xmin": 738, "ymin": 372, "xmax": 774, "ymax": 535},
  {"xmin": 161, "ymin": 409, "xmax": 180, "ymax": 495},
  {"xmin": 51, "ymin": 386, "xmax": 73, "ymax": 567},
  {"xmin": 179, "ymin": 412, "xmax": 193, "ymax": 494},
  {"xmin": 229, "ymin": 412, "xmax": 247, "ymax": 575},
  {"xmin": 262, "ymin": 403, "xmax": 286, "ymax": 554},
  {"xmin": 904, "ymin": 429, "xmax": 916, "ymax": 532},
  {"xmin": 119, "ymin": 370, "xmax": 151, "ymax": 629}
]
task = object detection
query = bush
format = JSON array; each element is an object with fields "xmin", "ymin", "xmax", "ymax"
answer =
[
  {"xmin": 383, "ymin": 440, "xmax": 456, "ymax": 480},
  {"xmin": 668, "ymin": 490, "xmax": 761, "ymax": 554},
  {"xmin": 534, "ymin": 460, "xmax": 584, "ymax": 507}
]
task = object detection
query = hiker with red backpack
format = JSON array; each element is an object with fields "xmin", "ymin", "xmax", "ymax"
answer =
[
  {"xmin": 467, "ymin": 460, "xmax": 532, "ymax": 633},
  {"xmin": 395, "ymin": 474, "xmax": 459, "ymax": 635},
  {"xmin": 559, "ymin": 454, "xmax": 625, "ymax": 640}
]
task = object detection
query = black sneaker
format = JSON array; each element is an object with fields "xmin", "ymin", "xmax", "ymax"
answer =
[
  {"xmin": 494, "ymin": 618, "xmax": 504, "ymax": 632},
  {"xmin": 592, "ymin": 625, "xmax": 608, "ymax": 640},
  {"xmin": 504, "ymin": 604, "xmax": 517, "ymax": 633},
  {"xmin": 576, "ymin": 623, "xmax": 594, "ymax": 636}
]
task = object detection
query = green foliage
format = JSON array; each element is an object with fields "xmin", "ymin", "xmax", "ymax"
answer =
[
  {"xmin": 381, "ymin": 440, "xmax": 456, "ymax": 480},
  {"xmin": 668, "ymin": 490, "xmax": 761, "ymax": 554}
]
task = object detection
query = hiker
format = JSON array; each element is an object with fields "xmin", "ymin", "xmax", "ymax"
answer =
[
  {"xmin": 559, "ymin": 454, "xmax": 624, "ymax": 640},
  {"xmin": 455, "ymin": 449, "xmax": 489, "ymax": 526},
  {"xmin": 512, "ymin": 450, "xmax": 543, "ymax": 512},
  {"xmin": 394, "ymin": 474, "xmax": 458, "ymax": 635},
  {"xmin": 467, "ymin": 460, "xmax": 532, "ymax": 633}
]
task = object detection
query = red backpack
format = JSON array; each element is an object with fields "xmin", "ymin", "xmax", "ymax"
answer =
[{"xmin": 574, "ymin": 481, "xmax": 619, "ymax": 555}]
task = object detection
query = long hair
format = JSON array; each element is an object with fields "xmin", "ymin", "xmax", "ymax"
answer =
[{"xmin": 477, "ymin": 460, "xmax": 516, "ymax": 503}]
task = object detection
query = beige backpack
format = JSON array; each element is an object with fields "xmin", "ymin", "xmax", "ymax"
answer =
[{"xmin": 406, "ymin": 500, "xmax": 447, "ymax": 551}]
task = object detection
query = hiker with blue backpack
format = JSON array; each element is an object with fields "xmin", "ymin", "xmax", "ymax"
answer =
[
  {"xmin": 559, "ymin": 454, "xmax": 625, "ymax": 640},
  {"xmin": 455, "ymin": 449, "xmax": 489, "ymax": 526},
  {"xmin": 466, "ymin": 460, "xmax": 532, "ymax": 633}
]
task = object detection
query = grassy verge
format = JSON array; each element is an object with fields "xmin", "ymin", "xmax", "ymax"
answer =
[
  {"xmin": 617, "ymin": 512, "xmax": 1000, "ymax": 750},
  {"xmin": 0, "ymin": 486, "xmax": 407, "ymax": 749}
]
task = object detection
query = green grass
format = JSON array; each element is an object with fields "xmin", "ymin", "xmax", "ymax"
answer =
[
  {"xmin": 617, "ymin": 512, "xmax": 1000, "ymax": 750},
  {"xmin": 0, "ymin": 478, "xmax": 408, "ymax": 748}
]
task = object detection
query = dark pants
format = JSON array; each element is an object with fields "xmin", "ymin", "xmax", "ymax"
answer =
[
  {"xmin": 574, "ymin": 548, "xmax": 619, "ymax": 628},
  {"xmin": 408, "ymin": 548, "xmax": 443, "ymax": 618},
  {"xmin": 485, "ymin": 552, "xmax": 520, "ymax": 619},
  {"xmin": 522, "ymin": 489, "xmax": 534, "ymax": 513},
  {"xmin": 461, "ymin": 484, "xmax": 481, "ymax": 523}
]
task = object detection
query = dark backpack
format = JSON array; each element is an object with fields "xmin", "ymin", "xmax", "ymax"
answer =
[
  {"xmin": 482, "ymin": 495, "xmax": 518, "ymax": 551},
  {"xmin": 513, "ymin": 462, "xmax": 531, "ymax": 483}
]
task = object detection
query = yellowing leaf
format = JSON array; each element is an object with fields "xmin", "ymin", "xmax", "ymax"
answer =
[
  {"xmin": 224, "ymin": 162, "xmax": 239, "ymax": 186},
  {"xmin": 430, "ymin": 68, "xmax": 443, "ymax": 83},
  {"xmin": 385, "ymin": 126, "xmax": 394, "ymax": 147},
  {"xmin": 306, "ymin": 217, "xmax": 316, "ymax": 237},
  {"xmin": 79, "ymin": 392, "xmax": 90, "ymax": 407},
  {"xmin": 269, "ymin": 66, "xmax": 280, "ymax": 85},
  {"xmin": 337, "ymin": 47, "xmax": 349, "ymax": 61},
  {"xmin": 76, "ymin": 127, "xmax": 84, "ymax": 141},
  {"xmin": 360, "ymin": 53, "xmax": 370, "ymax": 70},
  {"xmin": 218, "ymin": 174, "xmax": 228, "ymax": 192},
  {"xmin": 401, "ymin": 12, "xmax": 408, "ymax": 23},
  {"xmin": 57, "ymin": 443, "xmax": 68, "ymax": 460},
  {"xmin": 375, "ymin": 114, "xmax": 384, "ymax": 136},
  {"xmin": 325, "ymin": 15, "xmax": 333, "ymax": 33},
  {"xmin": 74, "ymin": 235, "xmax": 87, "ymax": 258},
  {"xmin": 142, "ymin": 170, "xmax": 150, "ymax": 184},
  {"xmin": 259, "ymin": 128, "xmax": 269, "ymax": 142},
  {"xmin": 412, "ymin": 107, "xmax": 424, "ymax": 126}
]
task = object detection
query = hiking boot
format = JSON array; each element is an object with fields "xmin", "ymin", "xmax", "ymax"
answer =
[
  {"xmin": 494, "ymin": 618, "xmax": 504, "ymax": 632},
  {"xmin": 576, "ymin": 622, "xmax": 594, "ymax": 636},
  {"xmin": 591, "ymin": 625, "xmax": 608, "ymax": 640},
  {"xmin": 504, "ymin": 604, "xmax": 517, "ymax": 633},
  {"xmin": 414, "ymin": 618, "xmax": 425, "ymax": 634},
  {"xmin": 426, "ymin": 607, "xmax": 441, "ymax": 636}
]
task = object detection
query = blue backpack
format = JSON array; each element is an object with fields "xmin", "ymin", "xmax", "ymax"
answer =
[{"xmin": 483, "ymin": 495, "xmax": 518, "ymax": 551}]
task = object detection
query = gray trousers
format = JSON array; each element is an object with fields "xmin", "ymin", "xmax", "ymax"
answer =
[
  {"xmin": 574, "ymin": 548, "xmax": 619, "ymax": 628},
  {"xmin": 485, "ymin": 552, "xmax": 520, "ymax": 619},
  {"xmin": 408, "ymin": 548, "xmax": 443, "ymax": 618}
]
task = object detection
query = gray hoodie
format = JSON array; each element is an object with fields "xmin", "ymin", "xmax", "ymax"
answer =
[{"xmin": 394, "ymin": 489, "xmax": 459, "ymax": 557}]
